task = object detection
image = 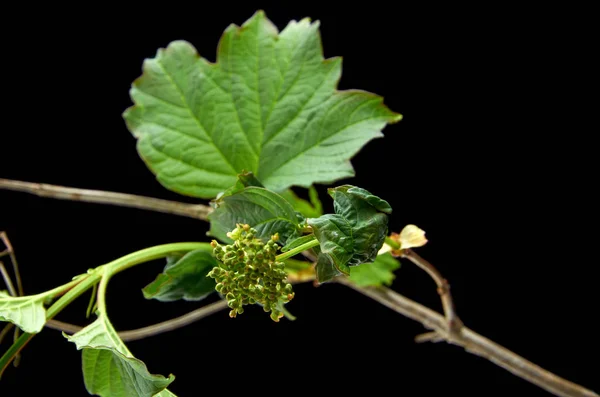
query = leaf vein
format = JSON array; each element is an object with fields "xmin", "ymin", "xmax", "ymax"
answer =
[{"xmin": 154, "ymin": 58, "xmax": 238, "ymax": 173}]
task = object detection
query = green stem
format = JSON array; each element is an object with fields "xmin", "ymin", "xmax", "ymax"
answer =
[
  {"xmin": 86, "ymin": 283, "xmax": 98, "ymax": 318},
  {"xmin": 276, "ymin": 238, "xmax": 320, "ymax": 261},
  {"xmin": 0, "ymin": 272, "xmax": 100, "ymax": 376},
  {"xmin": 385, "ymin": 236, "xmax": 401, "ymax": 250},
  {"xmin": 0, "ymin": 242, "xmax": 207, "ymax": 375},
  {"xmin": 97, "ymin": 269, "xmax": 111, "ymax": 316}
]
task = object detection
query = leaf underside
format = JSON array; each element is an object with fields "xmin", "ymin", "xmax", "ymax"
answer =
[
  {"xmin": 66, "ymin": 315, "xmax": 174, "ymax": 397},
  {"xmin": 0, "ymin": 291, "xmax": 47, "ymax": 333},
  {"xmin": 123, "ymin": 10, "xmax": 401, "ymax": 199}
]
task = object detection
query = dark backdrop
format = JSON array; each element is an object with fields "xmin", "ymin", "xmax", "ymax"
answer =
[{"xmin": 0, "ymin": 3, "xmax": 597, "ymax": 396}]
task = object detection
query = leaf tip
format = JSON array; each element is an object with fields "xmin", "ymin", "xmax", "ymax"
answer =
[{"xmin": 390, "ymin": 112, "xmax": 403, "ymax": 123}]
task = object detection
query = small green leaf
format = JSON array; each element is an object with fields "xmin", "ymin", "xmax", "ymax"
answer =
[
  {"xmin": 309, "ymin": 214, "xmax": 354, "ymax": 277},
  {"xmin": 66, "ymin": 315, "xmax": 174, "ymax": 397},
  {"xmin": 208, "ymin": 186, "xmax": 301, "ymax": 244},
  {"xmin": 123, "ymin": 11, "xmax": 401, "ymax": 199},
  {"xmin": 0, "ymin": 291, "xmax": 47, "ymax": 333},
  {"xmin": 143, "ymin": 246, "xmax": 217, "ymax": 302},
  {"xmin": 279, "ymin": 186, "xmax": 323, "ymax": 218},
  {"xmin": 308, "ymin": 185, "xmax": 391, "ymax": 282},
  {"xmin": 349, "ymin": 253, "xmax": 401, "ymax": 286}
]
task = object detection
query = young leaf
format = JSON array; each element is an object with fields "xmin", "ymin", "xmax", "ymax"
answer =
[
  {"xmin": 143, "ymin": 247, "xmax": 217, "ymax": 302},
  {"xmin": 349, "ymin": 253, "xmax": 401, "ymax": 286},
  {"xmin": 279, "ymin": 186, "xmax": 323, "ymax": 218},
  {"xmin": 123, "ymin": 11, "xmax": 401, "ymax": 199},
  {"xmin": 307, "ymin": 185, "xmax": 391, "ymax": 282},
  {"xmin": 314, "ymin": 250, "xmax": 344, "ymax": 282},
  {"xmin": 0, "ymin": 291, "xmax": 47, "ymax": 333},
  {"xmin": 208, "ymin": 186, "xmax": 301, "ymax": 244},
  {"xmin": 309, "ymin": 214, "xmax": 354, "ymax": 276},
  {"xmin": 66, "ymin": 314, "xmax": 174, "ymax": 397}
]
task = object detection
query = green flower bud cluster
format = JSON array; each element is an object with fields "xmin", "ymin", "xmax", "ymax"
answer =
[{"xmin": 208, "ymin": 224, "xmax": 294, "ymax": 322}]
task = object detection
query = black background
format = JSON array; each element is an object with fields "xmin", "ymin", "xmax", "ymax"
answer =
[{"xmin": 0, "ymin": 3, "xmax": 597, "ymax": 396}]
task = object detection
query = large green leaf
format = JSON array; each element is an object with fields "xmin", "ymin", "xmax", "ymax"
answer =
[
  {"xmin": 143, "ymin": 246, "xmax": 217, "ymax": 302},
  {"xmin": 208, "ymin": 186, "xmax": 301, "ymax": 244},
  {"xmin": 123, "ymin": 11, "xmax": 401, "ymax": 199},
  {"xmin": 0, "ymin": 291, "xmax": 47, "ymax": 333},
  {"xmin": 66, "ymin": 314, "xmax": 174, "ymax": 397},
  {"xmin": 307, "ymin": 185, "xmax": 391, "ymax": 282},
  {"xmin": 349, "ymin": 253, "xmax": 401, "ymax": 286}
]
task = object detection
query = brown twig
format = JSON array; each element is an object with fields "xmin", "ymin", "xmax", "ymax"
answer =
[
  {"xmin": 337, "ymin": 277, "xmax": 598, "ymax": 397},
  {"xmin": 400, "ymin": 248, "xmax": 463, "ymax": 335},
  {"xmin": 0, "ymin": 179, "xmax": 212, "ymax": 221},
  {"xmin": 0, "ymin": 232, "xmax": 24, "ymax": 367},
  {"xmin": 1, "ymin": 231, "xmax": 23, "ymax": 297},
  {"xmin": 0, "ymin": 262, "xmax": 17, "ymax": 297},
  {"xmin": 0, "ymin": 323, "xmax": 14, "ymax": 345},
  {"xmin": 45, "ymin": 300, "xmax": 229, "ymax": 342}
]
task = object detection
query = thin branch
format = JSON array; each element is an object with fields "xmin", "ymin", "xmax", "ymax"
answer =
[
  {"xmin": 400, "ymin": 248, "xmax": 462, "ymax": 333},
  {"xmin": 336, "ymin": 277, "xmax": 598, "ymax": 397},
  {"xmin": 45, "ymin": 300, "xmax": 229, "ymax": 342},
  {"xmin": 0, "ymin": 324, "xmax": 14, "ymax": 345},
  {"xmin": 1, "ymin": 231, "xmax": 23, "ymax": 297},
  {"xmin": 0, "ymin": 261, "xmax": 17, "ymax": 297},
  {"xmin": 0, "ymin": 179, "xmax": 212, "ymax": 221}
]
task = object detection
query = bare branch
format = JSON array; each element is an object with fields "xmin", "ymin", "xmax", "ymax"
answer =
[
  {"xmin": 336, "ymin": 277, "xmax": 598, "ymax": 397},
  {"xmin": 400, "ymin": 248, "xmax": 462, "ymax": 333},
  {"xmin": 45, "ymin": 300, "xmax": 228, "ymax": 342},
  {"xmin": 0, "ymin": 179, "xmax": 212, "ymax": 221},
  {"xmin": 0, "ymin": 324, "xmax": 14, "ymax": 345},
  {"xmin": 0, "ymin": 262, "xmax": 17, "ymax": 297},
  {"xmin": 1, "ymin": 232, "xmax": 23, "ymax": 297}
]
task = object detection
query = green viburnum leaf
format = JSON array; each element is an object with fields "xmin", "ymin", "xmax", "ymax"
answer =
[
  {"xmin": 307, "ymin": 185, "xmax": 392, "ymax": 282},
  {"xmin": 0, "ymin": 291, "xmax": 48, "ymax": 333},
  {"xmin": 349, "ymin": 253, "xmax": 401, "ymax": 286},
  {"xmin": 143, "ymin": 246, "xmax": 217, "ymax": 302},
  {"xmin": 65, "ymin": 314, "xmax": 174, "ymax": 397},
  {"xmin": 279, "ymin": 186, "xmax": 323, "ymax": 218},
  {"xmin": 208, "ymin": 186, "xmax": 301, "ymax": 244},
  {"xmin": 123, "ymin": 10, "xmax": 401, "ymax": 199}
]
